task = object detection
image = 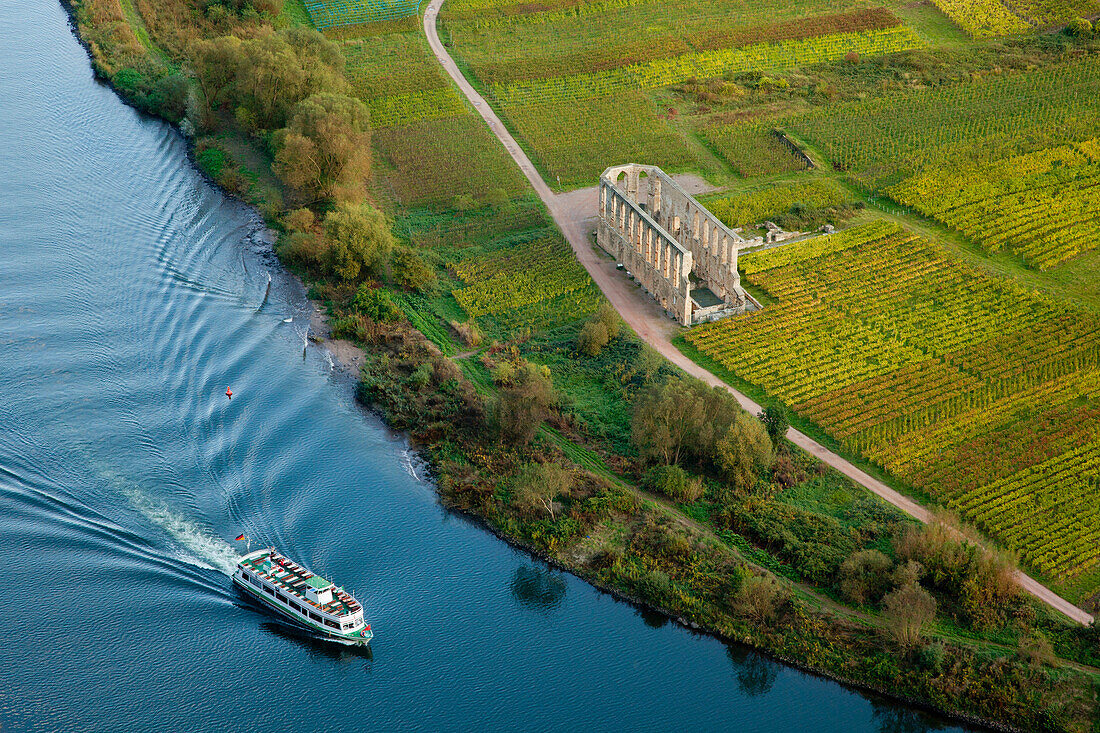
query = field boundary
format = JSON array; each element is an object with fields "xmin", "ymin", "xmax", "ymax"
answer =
[{"xmin": 421, "ymin": 0, "xmax": 1094, "ymax": 626}]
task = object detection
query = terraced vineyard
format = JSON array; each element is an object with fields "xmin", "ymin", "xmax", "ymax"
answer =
[
  {"xmin": 684, "ymin": 222, "xmax": 1100, "ymax": 597},
  {"xmin": 792, "ymin": 57, "xmax": 1100, "ymax": 269}
]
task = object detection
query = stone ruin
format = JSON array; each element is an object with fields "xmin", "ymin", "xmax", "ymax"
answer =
[{"xmin": 597, "ymin": 164, "xmax": 756, "ymax": 326}]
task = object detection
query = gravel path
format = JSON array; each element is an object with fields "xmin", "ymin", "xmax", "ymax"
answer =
[{"xmin": 422, "ymin": 0, "xmax": 1093, "ymax": 626}]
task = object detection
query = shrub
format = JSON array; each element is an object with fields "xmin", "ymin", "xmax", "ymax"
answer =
[
  {"xmin": 284, "ymin": 207, "xmax": 316, "ymax": 233},
  {"xmin": 595, "ymin": 301, "xmax": 621, "ymax": 339},
  {"xmin": 644, "ymin": 465, "xmax": 704, "ymax": 503},
  {"xmin": 918, "ymin": 641, "xmax": 946, "ymax": 673},
  {"xmin": 279, "ymin": 230, "xmax": 328, "ymax": 269},
  {"xmin": 577, "ymin": 320, "xmax": 609, "ymax": 356},
  {"xmin": 759, "ymin": 403, "xmax": 789, "ymax": 446},
  {"xmin": 391, "ymin": 247, "xmax": 437, "ymax": 292},
  {"xmin": 352, "ymin": 285, "xmax": 401, "ymax": 322},
  {"xmin": 451, "ymin": 320, "xmax": 482, "ymax": 348},
  {"xmin": 1065, "ymin": 17, "xmax": 1093, "ymax": 38},
  {"xmin": 733, "ymin": 573, "xmax": 787, "ymax": 622},
  {"xmin": 1017, "ymin": 634, "xmax": 1057, "ymax": 668},
  {"xmin": 512, "ymin": 461, "xmax": 574, "ymax": 518},
  {"xmin": 838, "ymin": 549, "xmax": 893, "ymax": 605},
  {"xmin": 882, "ymin": 582, "xmax": 936, "ymax": 648}
]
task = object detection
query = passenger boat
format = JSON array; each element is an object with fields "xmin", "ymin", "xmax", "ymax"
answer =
[{"xmin": 233, "ymin": 548, "xmax": 373, "ymax": 646}]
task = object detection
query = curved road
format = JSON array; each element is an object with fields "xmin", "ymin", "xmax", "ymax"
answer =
[{"xmin": 421, "ymin": 0, "xmax": 1093, "ymax": 626}]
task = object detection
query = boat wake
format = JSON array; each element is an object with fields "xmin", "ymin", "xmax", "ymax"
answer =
[{"xmin": 124, "ymin": 488, "xmax": 239, "ymax": 575}]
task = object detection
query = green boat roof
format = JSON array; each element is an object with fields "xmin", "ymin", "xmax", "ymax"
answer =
[{"xmin": 306, "ymin": 575, "xmax": 332, "ymax": 590}]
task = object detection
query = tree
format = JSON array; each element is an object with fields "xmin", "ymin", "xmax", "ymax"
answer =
[
  {"xmin": 759, "ymin": 403, "xmax": 789, "ymax": 446},
  {"xmin": 838, "ymin": 549, "xmax": 892, "ymax": 605},
  {"xmin": 882, "ymin": 582, "xmax": 936, "ymax": 647},
  {"xmin": 496, "ymin": 362, "xmax": 555, "ymax": 444},
  {"xmin": 323, "ymin": 202, "xmax": 395, "ymax": 281},
  {"xmin": 577, "ymin": 320, "xmax": 609, "ymax": 356},
  {"xmin": 631, "ymin": 377, "xmax": 743, "ymax": 467},
  {"xmin": 512, "ymin": 461, "xmax": 574, "ymax": 518},
  {"xmin": 273, "ymin": 93, "xmax": 371, "ymax": 203},
  {"xmin": 714, "ymin": 412, "xmax": 774, "ymax": 491},
  {"xmin": 188, "ymin": 27, "xmax": 345, "ymax": 133}
]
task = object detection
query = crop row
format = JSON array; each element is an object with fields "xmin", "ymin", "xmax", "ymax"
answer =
[
  {"xmin": 703, "ymin": 179, "xmax": 851, "ymax": 230},
  {"xmin": 304, "ymin": 0, "xmax": 419, "ymax": 27},
  {"xmin": 951, "ymin": 441, "xmax": 1100, "ymax": 577},
  {"xmin": 450, "ymin": 236, "xmax": 596, "ymax": 321},
  {"xmin": 466, "ymin": 8, "xmax": 900, "ymax": 84},
  {"xmin": 489, "ymin": 26, "xmax": 923, "ymax": 107},
  {"xmin": 792, "ymin": 56, "xmax": 1100, "ymax": 189},
  {"xmin": 930, "ymin": 0, "xmax": 1029, "ymax": 37},
  {"xmin": 887, "ymin": 139, "xmax": 1100, "ymax": 269}
]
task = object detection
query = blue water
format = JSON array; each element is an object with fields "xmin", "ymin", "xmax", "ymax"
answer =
[{"xmin": 0, "ymin": 3, "xmax": 972, "ymax": 731}]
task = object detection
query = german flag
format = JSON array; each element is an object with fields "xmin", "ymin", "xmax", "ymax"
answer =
[{"xmin": 235, "ymin": 534, "xmax": 245, "ymax": 541}]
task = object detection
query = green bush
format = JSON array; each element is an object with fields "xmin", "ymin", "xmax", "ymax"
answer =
[
  {"xmin": 644, "ymin": 465, "xmax": 704, "ymax": 503},
  {"xmin": 391, "ymin": 247, "xmax": 437, "ymax": 292},
  {"xmin": 352, "ymin": 285, "xmax": 401, "ymax": 322},
  {"xmin": 577, "ymin": 320, "xmax": 609, "ymax": 356},
  {"xmin": 1065, "ymin": 17, "xmax": 1093, "ymax": 38}
]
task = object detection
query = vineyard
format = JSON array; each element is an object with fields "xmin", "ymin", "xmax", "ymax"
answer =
[
  {"xmin": 343, "ymin": 29, "xmax": 527, "ymax": 208},
  {"xmin": 449, "ymin": 234, "xmax": 602, "ymax": 331},
  {"xmin": 792, "ymin": 58, "xmax": 1100, "ymax": 269},
  {"xmin": 684, "ymin": 222, "xmax": 1100, "ymax": 595},
  {"xmin": 501, "ymin": 91, "xmax": 700, "ymax": 188},
  {"xmin": 343, "ymin": 34, "xmax": 469, "ymax": 127},
  {"xmin": 488, "ymin": 26, "xmax": 923, "ymax": 107},
  {"xmin": 931, "ymin": 0, "xmax": 1100, "ymax": 36},
  {"xmin": 303, "ymin": 0, "xmax": 420, "ymax": 28},
  {"xmin": 373, "ymin": 114, "xmax": 527, "ymax": 207},
  {"xmin": 702, "ymin": 179, "xmax": 853, "ymax": 229},
  {"xmin": 886, "ymin": 139, "xmax": 1100, "ymax": 270},
  {"xmin": 701, "ymin": 122, "xmax": 809, "ymax": 179},
  {"xmin": 929, "ymin": 0, "xmax": 1029, "ymax": 37}
]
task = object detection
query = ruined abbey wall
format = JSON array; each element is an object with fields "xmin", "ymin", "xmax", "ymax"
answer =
[{"xmin": 597, "ymin": 164, "xmax": 748, "ymax": 326}]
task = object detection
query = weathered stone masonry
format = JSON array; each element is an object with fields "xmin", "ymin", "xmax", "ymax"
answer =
[{"xmin": 597, "ymin": 164, "xmax": 751, "ymax": 326}]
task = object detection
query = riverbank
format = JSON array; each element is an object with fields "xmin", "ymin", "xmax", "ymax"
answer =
[{"xmin": 62, "ymin": 2, "xmax": 1100, "ymax": 731}]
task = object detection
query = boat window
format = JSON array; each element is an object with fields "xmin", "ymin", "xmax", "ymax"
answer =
[
  {"xmin": 324, "ymin": 619, "xmax": 339, "ymax": 629},
  {"xmin": 276, "ymin": 592, "xmax": 288, "ymax": 603},
  {"xmin": 249, "ymin": 575, "xmax": 261, "ymax": 587},
  {"xmin": 309, "ymin": 612, "xmax": 322, "ymax": 622},
  {"xmin": 263, "ymin": 585, "xmax": 275, "ymax": 596},
  {"xmin": 289, "ymin": 601, "xmax": 302, "ymax": 613}
]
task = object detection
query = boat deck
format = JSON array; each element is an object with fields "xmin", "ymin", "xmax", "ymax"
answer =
[{"xmin": 239, "ymin": 550, "xmax": 362, "ymax": 618}]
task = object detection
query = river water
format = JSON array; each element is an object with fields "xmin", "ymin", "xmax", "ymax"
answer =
[{"xmin": 0, "ymin": 4, "xmax": 975, "ymax": 731}]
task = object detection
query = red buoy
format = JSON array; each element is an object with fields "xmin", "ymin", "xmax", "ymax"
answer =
[{"xmin": 226, "ymin": 387, "xmax": 233, "ymax": 400}]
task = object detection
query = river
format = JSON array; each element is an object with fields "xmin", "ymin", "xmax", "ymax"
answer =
[{"xmin": 0, "ymin": 3, "xmax": 975, "ymax": 731}]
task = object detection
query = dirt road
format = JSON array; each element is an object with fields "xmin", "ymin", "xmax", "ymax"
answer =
[{"xmin": 421, "ymin": 0, "xmax": 1094, "ymax": 626}]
